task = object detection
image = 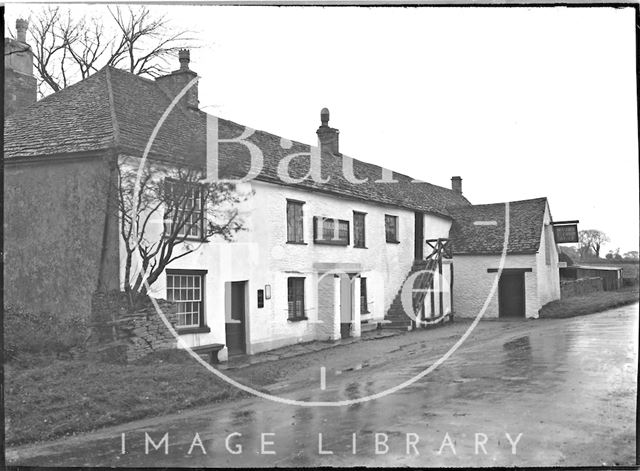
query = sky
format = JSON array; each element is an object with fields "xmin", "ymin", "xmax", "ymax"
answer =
[{"xmin": 6, "ymin": 4, "xmax": 639, "ymax": 254}]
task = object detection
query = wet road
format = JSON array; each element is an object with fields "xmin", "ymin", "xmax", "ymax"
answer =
[{"xmin": 8, "ymin": 304, "xmax": 637, "ymax": 467}]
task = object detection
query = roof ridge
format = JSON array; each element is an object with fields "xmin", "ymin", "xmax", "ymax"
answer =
[
  {"xmin": 101, "ymin": 65, "xmax": 157, "ymax": 84},
  {"xmin": 212, "ymin": 113, "xmax": 462, "ymax": 197},
  {"xmin": 448, "ymin": 196, "xmax": 547, "ymax": 209},
  {"xmin": 104, "ymin": 67, "xmax": 121, "ymax": 149}
]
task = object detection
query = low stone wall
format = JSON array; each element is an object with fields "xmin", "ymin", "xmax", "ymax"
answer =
[
  {"xmin": 87, "ymin": 291, "xmax": 179, "ymax": 363},
  {"xmin": 561, "ymin": 277, "xmax": 603, "ymax": 299}
]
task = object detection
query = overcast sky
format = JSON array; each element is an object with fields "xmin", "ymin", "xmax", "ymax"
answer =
[{"xmin": 6, "ymin": 5, "xmax": 639, "ymax": 253}]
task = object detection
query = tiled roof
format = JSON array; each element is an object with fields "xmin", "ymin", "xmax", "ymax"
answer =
[
  {"xmin": 4, "ymin": 66, "xmax": 469, "ymax": 216},
  {"xmin": 4, "ymin": 69, "xmax": 115, "ymax": 157},
  {"xmin": 447, "ymin": 197, "xmax": 548, "ymax": 255}
]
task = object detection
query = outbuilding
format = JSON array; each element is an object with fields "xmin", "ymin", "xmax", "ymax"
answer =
[{"xmin": 447, "ymin": 197, "xmax": 561, "ymax": 319}]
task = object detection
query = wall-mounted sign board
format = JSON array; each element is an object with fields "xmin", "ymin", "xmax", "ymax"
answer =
[{"xmin": 552, "ymin": 220, "xmax": 579, "ymax": 244}]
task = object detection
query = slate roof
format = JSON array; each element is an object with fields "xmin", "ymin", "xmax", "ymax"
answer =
[
  {"xmin": 446, "ymin": 197, "xmax": 548, "ymax": 255},
  {"xmin": 4, "ymin": 66, "xmax": 469, "ymax": 217}
]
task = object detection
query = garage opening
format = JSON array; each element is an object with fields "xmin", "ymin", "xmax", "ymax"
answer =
[{"xmin": 498, "ymin": 272, "xmax": 526, "ymax": 318}]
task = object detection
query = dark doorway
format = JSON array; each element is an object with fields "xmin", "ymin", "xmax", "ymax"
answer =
[
  {"xmin": 414, "ymin": 212, "xmax": 424, "ymax": 260},
  {"xmin": 499, "ymin": 272, "xmax": 526, "ymax": 318},
  {"xmin": 226, "ymin": 281, "xmax": 247, "ymax": 355}
]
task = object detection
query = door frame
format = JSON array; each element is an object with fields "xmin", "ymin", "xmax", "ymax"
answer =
[
  {"xmin": 339, "ymin": 273, "xmax": 357, "ymax": 338},
  {"xmin": 225, "ymin": 280, "xmax": 248, "ymax": 354}
]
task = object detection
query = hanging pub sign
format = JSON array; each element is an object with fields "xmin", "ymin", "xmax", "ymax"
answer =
[{"xmin": 552, "ymin": 220, "xmax": 579, "ymax": 243}]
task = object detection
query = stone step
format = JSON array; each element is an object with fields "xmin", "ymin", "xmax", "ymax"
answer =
[
  {"xmin": 360, "ymin": 321, "xmax": 380, "ymax": 333},
  {"xmin": 381, "ymin": 323, "xmax": 413, "ymax": 331},
  {"xmin": 384, "ymin": 257, "xmax": 441, "ymax": 333}
]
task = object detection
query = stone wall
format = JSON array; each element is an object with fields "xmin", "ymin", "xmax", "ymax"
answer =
[
  {"xmin": 88, "ymin": 290, "xmax": 179, "ymax": 363},
  {"xmin": 560, "ymin": 277, "xmax": 603, "ymax": 299}
]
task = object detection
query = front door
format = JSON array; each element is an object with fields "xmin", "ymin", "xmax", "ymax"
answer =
[
  {"xmin": 499, "ymin": 273, "xmax": 525, "ymax": 318},
  {"xmin": 340, "ymin": 275, "xmax": 353, "ymax": 338},
  {"xmin": 226, "ymin": 281, "xmax": 246, "ymax": 355}
]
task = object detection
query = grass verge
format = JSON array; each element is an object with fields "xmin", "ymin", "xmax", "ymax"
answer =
[
  {"xmin": 540, "ymin": 286, "xmax": 639, "ymax": 319},
  {"xmin": 4, "ymin": 350, "xmax": 253, "ymax": 446}
]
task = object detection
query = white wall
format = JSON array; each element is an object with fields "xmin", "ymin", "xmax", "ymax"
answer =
[
  {"xmin": 424, "ymin": 213, "xmax": 452, "ymax": 242},
  {"xmin": 536, "ymin": 202, "xmax": 562, "ymax": 307},
  {"xmin": 117, "ymin": 155, "xmax": 454, "ymax": 357},
  {"xmin": 453, "ymin": 254, "xmax": 539, "ymax": 319},
  {"xmin": 247, "ymin": 181, "xmax": 418, "ymax": 353},
  {"xmin": 116, "ymin": 156, "xmax": 256, "ymax": 361}
]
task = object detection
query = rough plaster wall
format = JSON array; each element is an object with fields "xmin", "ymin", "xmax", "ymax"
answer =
[
  {"xmin": 453, "ymin": 254, "xmax": 539, "ymax": 319},
  {"xmin": 4, "ymin": 156, "xmax": 118, "ymax": 319}
]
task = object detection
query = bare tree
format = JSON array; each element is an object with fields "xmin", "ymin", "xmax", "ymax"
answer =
[
  {"xmin": 115, "ymin": 162, "xmax": 249, "ymax": 307},
  {"xmin": 578, "ymin": 229, "xmax": 610, "ymax": 260},
  {"xmin": 8, "ymin": 6, "xmax": 196, "ymax": 97}
]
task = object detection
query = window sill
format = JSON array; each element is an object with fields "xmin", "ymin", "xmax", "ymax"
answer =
[
  {"xmin": 386, "ymin": 240, "xmax": 401, "ymax": 244},
  {"xmin": 286, "ymin": 241, "xmax": 308, "ymax": 245},
  {"xmin": 313, "ymin": 240, "xmax": 349, "ymax": 246},
  {"xmin": 177, "ymin": 326, "xmax": 211, "ymax": 335},
  {"xmin": 287, "ymin": 317, "xmax": 308, "ymax": 322}
]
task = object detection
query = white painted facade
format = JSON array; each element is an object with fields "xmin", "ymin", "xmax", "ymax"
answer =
[
  {"xmin": 116, "ymin": 156, "xmax": 560, "ymax": 359},
  {"xmin": 117, "ymin": 155, "xmax": 453, "ymax": 360}
]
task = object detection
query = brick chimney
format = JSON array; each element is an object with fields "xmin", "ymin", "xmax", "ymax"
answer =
[
  {"xmin": 4, "ymin": 19, "xmax": 37, "ymax": 117},
  {"xmin": 451, "ymin": 176, "xmax": 462, "ymax": 195},
  {"xmin": 316, "ymin": 107, "xmax": 340, "ymax": 155},
  {"xmin": 155, "ymin": 49, "xmax": 199, "ymax": 110}
]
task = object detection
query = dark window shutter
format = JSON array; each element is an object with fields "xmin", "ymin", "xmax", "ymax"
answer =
[
  {"xmin": 287, "ymin": 202, "xmax": 295, "ymax": 241},
  {"xmin": 296, "ymin": 204, "xmax": 303, "ymax": 241}
]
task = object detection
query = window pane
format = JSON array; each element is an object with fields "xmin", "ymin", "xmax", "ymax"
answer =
[
  {"xmin": 339, "ymin": 220, "xmax": 349, "ymax": 240},
  {"xmin": 166, "ymin": 180, "xmax": 204, "ymax": 238},
  {"xmin": 288, "ymin": 277, "xmax": 305, "ymax": 318},
  {"xmin": 167, "ymin": 273, "xmax": 204, "ymax": 328},
  {"xmin": 360, "ymin": 277, "xmax": 368, "ymax": 313},
  {"xmin": 354, "ymin": 213, "xmax": 365, "ymax": 247},
  {"xmin": 287, "ymin": 201, "xmax": 304, "ymax": 243},
  {"xmin": 385, "ymin": 215, "xmax": 397, "ymax": 241}
]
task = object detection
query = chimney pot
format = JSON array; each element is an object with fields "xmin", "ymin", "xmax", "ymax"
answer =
[
  {"xmin": 451, "ymin": 176, "xmax": 462, "ymax": 195},
  {"xmin": 320, "ymin": 107, "xmax": 330, "ymax": 127},
  {"xmin": 178, "ymin": 49, "xmax": 190, "ymax": 71},
  {"xmin": 15, "ymin": 19, "xmax": 28, "ymax": 43}
]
